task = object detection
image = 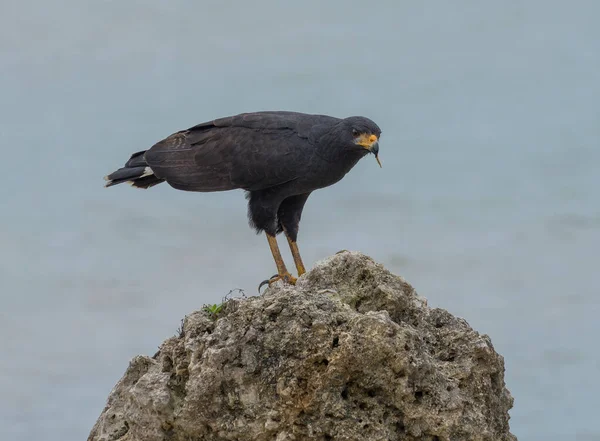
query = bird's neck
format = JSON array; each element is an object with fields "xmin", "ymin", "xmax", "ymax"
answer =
[
  {"xmin": 317, "ymin": 145, "xmax": 367, "ymax": 170},
  {"xmin": 314, "ymin": 132, "xmax": 367, "ymax": 165}
]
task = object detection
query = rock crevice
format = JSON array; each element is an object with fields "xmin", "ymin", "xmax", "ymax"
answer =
[{"xmin": 88, "ymin": 251, "xmax": 516, "ymax": 441}]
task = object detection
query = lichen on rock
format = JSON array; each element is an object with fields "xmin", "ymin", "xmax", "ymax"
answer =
[{"xmin": 88, "ymin": 251, "xmax": 516, "ymax": 441}]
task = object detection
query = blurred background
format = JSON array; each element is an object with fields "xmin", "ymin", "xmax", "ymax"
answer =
[{"xmin": 1, "ymin": 1, "xmax": 599, "ymax": 440}]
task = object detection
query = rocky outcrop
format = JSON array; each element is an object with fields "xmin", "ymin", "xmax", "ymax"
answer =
[{"xmin": 88, "ymin": 251, "xmax": 516, "ymax": 441}]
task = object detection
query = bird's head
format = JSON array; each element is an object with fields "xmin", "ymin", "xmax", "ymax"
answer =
[{"xmin": 341, "ymin": 116, "xmax": 382, "ymax": 167}]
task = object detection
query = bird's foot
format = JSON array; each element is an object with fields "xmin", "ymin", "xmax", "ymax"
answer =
[{"xmin": 258, "ymin": 272, "xmax": 297, "ymax": 292}]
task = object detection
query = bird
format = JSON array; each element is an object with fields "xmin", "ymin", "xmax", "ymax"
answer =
[{"xmin": 104, "ymin": 111, "xmax": 381, "ymax": 289}]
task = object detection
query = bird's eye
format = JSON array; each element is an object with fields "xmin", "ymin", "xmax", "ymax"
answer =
[{"xmin": 352, "ymin": 129, "xmax": 359, "ymax": 137}]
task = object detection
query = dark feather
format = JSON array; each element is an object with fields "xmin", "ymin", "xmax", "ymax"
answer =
[
  {"xmin": 144, "ymin": 118, "xmax": 318, "ymax": 192},
  {"xmin": 129, "ymin": 175, "xmax": 164, "ymax": 189},
  {"xmin": 125, "ymin": 151, "xmax": 148, "ymax": 168},
  {"xmin": 105, "ymin": 166, "xmax": 147, "ymax": 182}
]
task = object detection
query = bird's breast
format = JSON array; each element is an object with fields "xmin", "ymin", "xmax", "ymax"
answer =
[{"xmin": 295, "ymin": 150, "xmax": 364, "ymax": 191}]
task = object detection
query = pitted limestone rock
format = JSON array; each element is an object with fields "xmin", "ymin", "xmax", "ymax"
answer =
[{"xmin": 88, "ymin": 251, "xmax": 516, "ymax": 441}]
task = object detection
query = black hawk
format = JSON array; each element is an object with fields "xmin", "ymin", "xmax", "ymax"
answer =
[{"xmin": 104, "ymin": 111, "xmax": 381, "ymax": 289}]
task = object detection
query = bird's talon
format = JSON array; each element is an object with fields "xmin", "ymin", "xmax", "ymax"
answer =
[
  {"xmin": 257, "ymin": 273, "xmax": 297, "ymax": 292},
  {"xmin": 258, "ymin": 279, "xmax": 270, "ymax": 293},
  {"xmin": 258, "ymin": 274, "xmax": 279, "ymax": 292}
]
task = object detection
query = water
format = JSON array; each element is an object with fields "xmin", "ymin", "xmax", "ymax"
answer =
[{"xmin": 1, "ymin": 1, "xmax": 599, "ymax": 439}]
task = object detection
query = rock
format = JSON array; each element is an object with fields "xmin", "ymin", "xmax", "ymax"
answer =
[{"xmin": 88, "ymin": 251, "xmax": 516, "ymax": 441}]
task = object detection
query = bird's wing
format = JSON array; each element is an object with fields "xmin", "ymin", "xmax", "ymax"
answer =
[
  {"xmin": 143, "ymin": 131, "xmax": 231, "ymax": 192},
  {"xmin": 191, "ymin": 111, "xmax": 339, "ymax": 138},
  {"xmin": 144, "ymin": 113, "xmax": 323, "ymax": 192}
]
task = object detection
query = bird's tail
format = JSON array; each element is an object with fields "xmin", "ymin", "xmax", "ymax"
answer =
[{"xmin": 104, "ymin": 150, "xmax": 165, "ymax": 189}]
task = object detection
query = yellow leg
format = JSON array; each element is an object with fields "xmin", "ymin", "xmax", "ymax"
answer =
[
  {"xmin": 284, "ymin": 232, "xmax": 306, "ymax": 276},
  {"xmin": 265, "ymin": 233, "xmax": 297, "ymax": 285}
]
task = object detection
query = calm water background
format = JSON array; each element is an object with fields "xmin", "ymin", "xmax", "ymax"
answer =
[{"xmin": 1, "ymin": 1, "xmax": 599, "ymax": 440}]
